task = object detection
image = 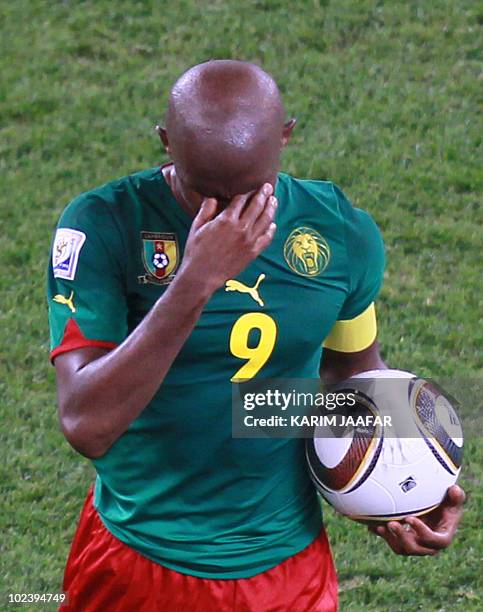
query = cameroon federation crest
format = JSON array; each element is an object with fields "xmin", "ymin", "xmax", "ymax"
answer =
[
  {"xmin": 138, "ymin": 231, "xmax": 179, "ymax": 285},
  {"xmin": 283, "ymin": 227, "xmax": 330, "ymax": 277}
]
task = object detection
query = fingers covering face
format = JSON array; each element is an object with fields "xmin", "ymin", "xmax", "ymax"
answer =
[
  {"xmin": 254, "ymin": 222, "xmax": 277, "ymax": 253},
  {"xmin": 252, "ymin": 196, "xmax": 278, "ymax": 238},
  {"xmin": 240, "ymin": 183, "xmax": 274, "ymax": 227},
  {"xmin": 192, "ymin": 198, "xmax": 218, "ymax": 230}
]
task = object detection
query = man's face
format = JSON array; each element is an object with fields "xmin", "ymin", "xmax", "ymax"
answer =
[
  {"xmin": 174, "ymin": 160, "xmax": 278, "ymax": 210},
  {"xmin": 158, "ymin": 118, "xmax": 295, "ymax": 210}
]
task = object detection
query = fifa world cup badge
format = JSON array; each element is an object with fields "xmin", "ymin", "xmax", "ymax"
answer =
[
  {"xmin": 52, "ymin": 228, "xmax": 86, "ymax": 280},
  {"xmin": 138, "ymin": 231, "xmax": 179, "ymax": 285}
]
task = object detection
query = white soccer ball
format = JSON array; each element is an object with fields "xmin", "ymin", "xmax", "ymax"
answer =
[{"xmin": 306, "ymin": 369, "xmax": 463, "ymax": 521}]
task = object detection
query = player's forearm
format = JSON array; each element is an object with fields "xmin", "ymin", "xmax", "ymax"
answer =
[{"xmin": 60, "ymin": 269, "xmax": 215, "ymax": 459}]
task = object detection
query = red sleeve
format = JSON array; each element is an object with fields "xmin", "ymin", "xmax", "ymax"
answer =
[{"xmin": 50, "ymin": 318, "xmax": 118, "ymax": 363}]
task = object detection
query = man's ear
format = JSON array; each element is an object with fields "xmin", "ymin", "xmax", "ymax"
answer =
[
  {"xmin": 155, "ymin": 125, "xmax": 170, "ymax": 154},
  {"xmin": 282, "ymin": 118, "xmax": 297, "ymax": 147}
]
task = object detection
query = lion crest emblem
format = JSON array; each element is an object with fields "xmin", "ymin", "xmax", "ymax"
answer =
[{"xmin": 283, "ymin": 227, "xmax": 330, "ymax": 277}]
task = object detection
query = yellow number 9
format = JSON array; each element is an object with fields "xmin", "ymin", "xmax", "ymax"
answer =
[{"xmin": 229, "ymin": 313, "xmax": 277, "ymax": 382}]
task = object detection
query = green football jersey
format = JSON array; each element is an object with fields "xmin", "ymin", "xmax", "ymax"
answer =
[{"xmin": 47, "ymin": 167, "xmax": 384, "ymax": 578}]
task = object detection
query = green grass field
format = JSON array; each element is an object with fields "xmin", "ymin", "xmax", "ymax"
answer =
[{"xmin": 0, "ymin": 0, "xmax": 481, "ymax": 610}]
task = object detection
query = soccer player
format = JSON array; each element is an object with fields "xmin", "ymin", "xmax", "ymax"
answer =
[{"xmin": 48, "ymin": 60, "xmax": 464, "ymax": 611}]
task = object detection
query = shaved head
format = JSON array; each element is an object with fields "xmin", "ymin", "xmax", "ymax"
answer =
[{"xmin": 163, "ymin": 60, "xmax": 289, "ymax": 200}]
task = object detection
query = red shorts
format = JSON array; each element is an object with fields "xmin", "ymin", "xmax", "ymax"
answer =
[{"xmin": 61, "ymin": 488, "xmax": 338, "ymax": 612}]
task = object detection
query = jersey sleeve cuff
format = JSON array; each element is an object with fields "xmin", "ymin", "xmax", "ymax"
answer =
[
  {"xmin": 50, "ymin": 318, "xmax": 118, "ymax": 363},
  {"xmin": 323, "ymin": 302, "xmax": 377, "ymax": 353}
]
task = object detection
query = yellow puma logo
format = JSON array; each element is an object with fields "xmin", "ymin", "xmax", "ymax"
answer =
[
  {"xmin": 53, "ymin": 291, "xmax": 76, "ymax": 313},
  {"xmin": 225, "ymin": 274, "xmax": 266, "ymax": 307}
]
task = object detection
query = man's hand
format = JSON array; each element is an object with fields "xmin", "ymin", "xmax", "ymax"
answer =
[
  {"xmin": 179, "ymin": 183, "xmax": 277, "ymax": 293},
  {"xmin": 368, "ymin": 485, "xmax": 465, "ymax": 556}
]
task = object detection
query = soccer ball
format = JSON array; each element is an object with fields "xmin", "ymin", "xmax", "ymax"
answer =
[{"xmin": 306, "ymin": 369, "xmax": 463, "ymax": 521}]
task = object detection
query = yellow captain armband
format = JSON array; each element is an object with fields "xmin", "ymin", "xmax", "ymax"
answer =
[{"xmin": 323, "ymin": 302, "xmax": 377, "ymax": 353}]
